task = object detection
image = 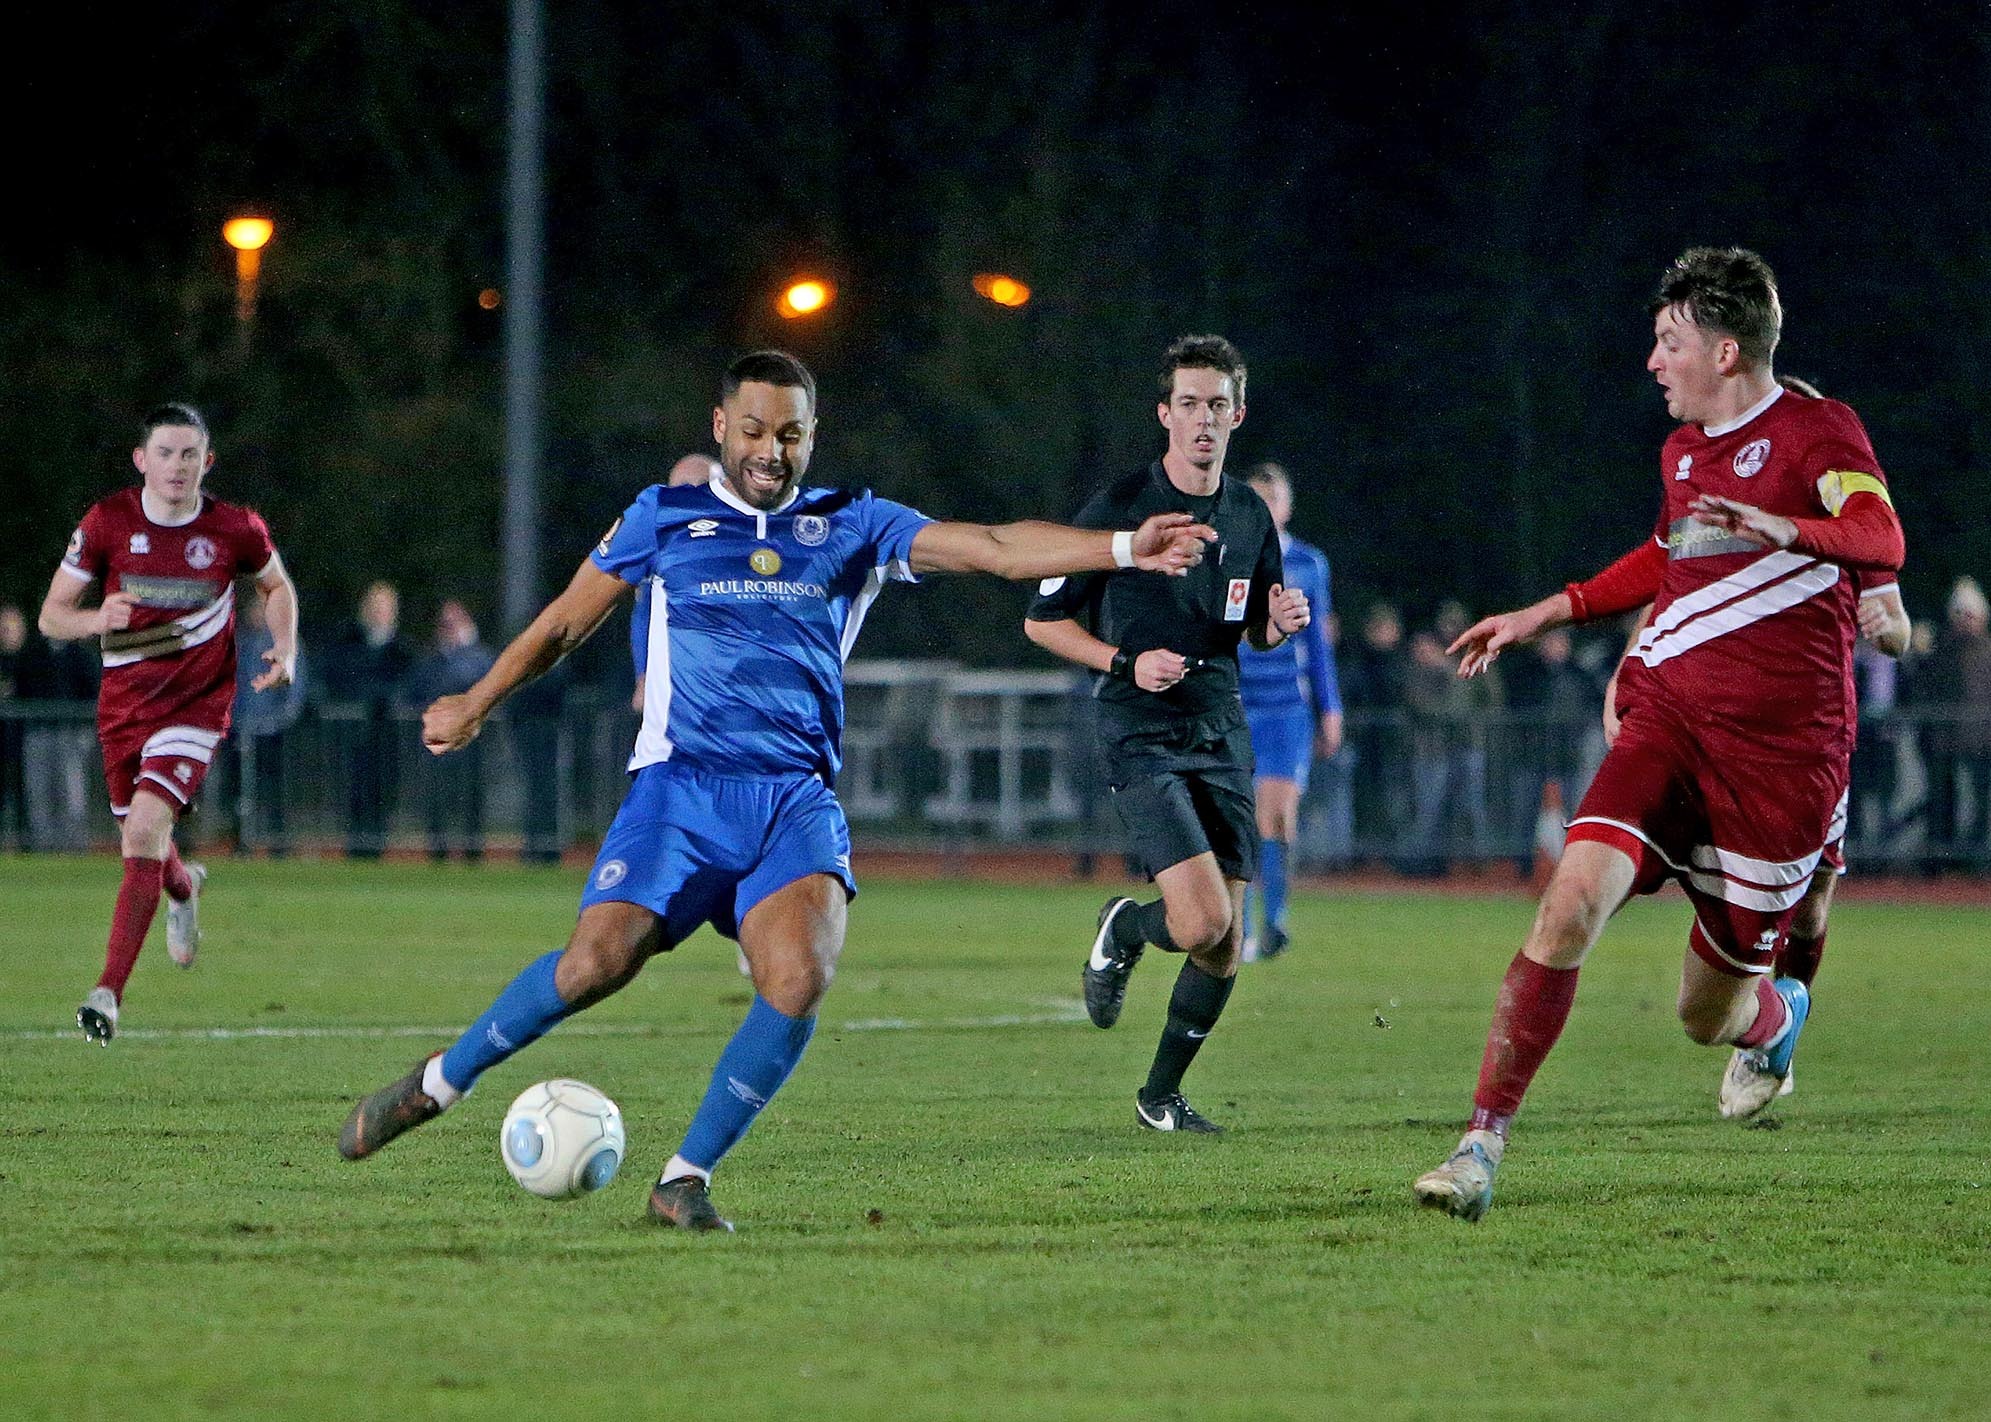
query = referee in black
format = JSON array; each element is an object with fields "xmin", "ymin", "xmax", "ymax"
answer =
[{"xmin": 1026, "ymin": 335, "xmax": 1312, "ymax": 1133}]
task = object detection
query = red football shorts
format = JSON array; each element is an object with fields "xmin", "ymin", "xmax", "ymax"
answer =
[
  {"xmin": 1564, "ymin": 701, "xmax": 1846, "ymax": 976},
  {"xmin": 102, "ymin": 723, "xmax": 224, "ymax": 818}
]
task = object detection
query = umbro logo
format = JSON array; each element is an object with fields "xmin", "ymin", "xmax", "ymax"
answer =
[{"xmin": 688, "ymin": 519, "xmax": 720, "ymax": 538}]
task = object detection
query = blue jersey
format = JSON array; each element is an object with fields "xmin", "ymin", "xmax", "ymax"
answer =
[
  {"xmin": 1237, "ymin": 533, "xmax": 1341, "ymax": 718},
  {"xmin": 591, "ymin": 478, "xmax": 931, "ymax": 781}
]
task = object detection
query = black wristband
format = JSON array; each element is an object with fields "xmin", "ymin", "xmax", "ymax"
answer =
[{"xmin": 1108, "ymin": 648, "xmax": 1134, "ymax": 680}]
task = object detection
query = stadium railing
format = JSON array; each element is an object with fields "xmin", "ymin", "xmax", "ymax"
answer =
[{"xmin": 2, "ymin": 688, "xmax": 1987, "ymax": 874}]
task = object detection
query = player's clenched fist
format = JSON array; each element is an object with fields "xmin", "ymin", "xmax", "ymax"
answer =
[
  {"xmin": 423, "ymin": 694, "xmax": 485, "ymax": 755},
  {"xmin": 1131, "ymin": 512, "xmax": 1218, "ymax": 577},
  {"xmin": 1268, "ymin": 583, "xmax": 1310, "ymax": 635},
  {"xmin": 96, "ymin": 592, "xmax": 136, "ymax": 634},
  {"xmin": 1134, "ymin": 648, "xmax": 1191, "ymax": 692}
]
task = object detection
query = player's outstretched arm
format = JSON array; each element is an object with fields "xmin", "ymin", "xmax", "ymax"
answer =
[
  {"xmin": 907, "ymin": 513, "xmax": 1214, "ymax": 581},
  {"xmin": 1448, "ymin": 592, "xmax": 1574, "ymax": 679},
  {"xmin": 250, "ymin": 552, "xmax": 300, "ymax": 692},
  {"xmin": 422, "ymin": 559, "xmax": 628, "ymax": 755}
]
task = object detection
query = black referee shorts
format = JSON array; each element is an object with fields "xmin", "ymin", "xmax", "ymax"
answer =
[{"xmin": 1101, "ymin": 708, "xmax": 1259, "ymax": 883}]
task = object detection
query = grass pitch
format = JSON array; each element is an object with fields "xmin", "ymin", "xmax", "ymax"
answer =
[{"xmin": 3, "ymin": 855, "xmax": 1987, "ymax": 1420}]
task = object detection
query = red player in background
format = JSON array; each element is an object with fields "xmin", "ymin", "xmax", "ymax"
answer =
[
  {"xmin": 38, "ymin": 403, "xmax": 299, "ymax": 1043},
  {"xmin": 1412, "ymin": 249, "xmax": 1906, "ymax": 1220}
]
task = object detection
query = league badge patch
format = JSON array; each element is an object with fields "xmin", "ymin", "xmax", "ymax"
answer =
[{"xmin": 1224, "ymin": 577, "xmax": 1250, "ymax": 622}]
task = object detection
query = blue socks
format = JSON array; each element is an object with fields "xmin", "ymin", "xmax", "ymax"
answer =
[
  {"xmin": 677, "ymin": 996, "xmax": 816, "ymax": 1172},
  {"xmin": 440, "ymin": 950, "xmax": 571, "ymax": 1093},
  {"xmin": 1260, "ymin": 839, "xmax": 1289, "ymax": 937}
]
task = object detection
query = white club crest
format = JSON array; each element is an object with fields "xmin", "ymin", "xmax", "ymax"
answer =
[
  {"xmin": 794, "ymin": 513, "xmax": 830, "ymax": 547},
  {"xmin": 1732, "ymin": 439, "xmax": 1771, "ymax": 479},
  {"xmin": 184, "ymin": 536, "xmax": 218, "ymax": 569}
]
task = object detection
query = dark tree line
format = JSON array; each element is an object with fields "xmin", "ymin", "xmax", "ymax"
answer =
[{"xmin": 5, "ymin": 1, "xmax": 1988, "ymax": 664}]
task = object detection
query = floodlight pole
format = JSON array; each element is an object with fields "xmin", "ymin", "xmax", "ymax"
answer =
[{"xmin": 501, "ymin": 0, "xmax": 546, "ymax": 633}]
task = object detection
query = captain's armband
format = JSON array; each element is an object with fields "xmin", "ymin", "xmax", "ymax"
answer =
[{"xmin": 1816, "ymin": 470, "xmax": 1893, "ymax": 516}]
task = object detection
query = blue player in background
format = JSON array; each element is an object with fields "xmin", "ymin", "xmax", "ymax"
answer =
[
  {"xmin": 1236, "ymin": 462, "xmax": 1342, "ymax": 960},
  {"xmin": 338, "ymin": 350, "xmax": 1216, "ymax": 1231}
]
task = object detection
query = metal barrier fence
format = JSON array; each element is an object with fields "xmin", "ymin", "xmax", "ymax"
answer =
[{"xmin": 3, "ymin": 670, "xmax": 1986, "ymax": 872}]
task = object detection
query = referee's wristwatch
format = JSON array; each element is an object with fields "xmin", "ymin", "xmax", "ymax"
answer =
[{"xmin": 1108, "ymin": 648, "xmax": 1135, "ymax": 680}]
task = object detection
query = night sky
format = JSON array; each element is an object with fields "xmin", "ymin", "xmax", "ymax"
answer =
[{"xmin": 6, "ymin": 0, "xmax": 1987, "ymax": 663}]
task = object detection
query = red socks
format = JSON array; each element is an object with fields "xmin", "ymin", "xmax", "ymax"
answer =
[
  {"xmin": 1734, "ymin": 976, "xmax": 1790, "ymax": 1049},
  {"xmin": 162, "ymin": 840, "xmax": 194, "ymax": 903},
  {"xmin": 1470, "ymin": 952, "xmax": 1581, "ymax": 1133},
  {"xmin": 99, "ymin": 857, "xmax": 166, "ymax": 1000}
]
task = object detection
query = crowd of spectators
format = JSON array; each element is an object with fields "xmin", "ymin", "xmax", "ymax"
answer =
[{"xmin": 5, "ymin": 575, "xmax": 1991, "ymax": 874}]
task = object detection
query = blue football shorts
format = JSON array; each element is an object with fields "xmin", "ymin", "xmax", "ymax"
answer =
[
  {"xmin": 578, "ymin": 761, "xmax": 857, "ymax": 944},
  {"xmin": 1245, "ymin": 706, "xmax": 1314, "ymax": 791}
]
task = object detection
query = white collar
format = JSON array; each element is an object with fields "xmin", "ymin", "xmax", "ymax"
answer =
[
  {"xmin": 707, "ymin": 471, "xmax": 801, "ymax": 517},
  {"xmin": 140, "ymin": 489, "xmax": 202, "ymax": 527},
  {"xmin": 1702, "ymin": 384, "xmax": 1784, "ymax": 439}
]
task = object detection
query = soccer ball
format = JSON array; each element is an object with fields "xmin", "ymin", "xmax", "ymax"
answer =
[{"xmin": 499, "ymin": 1079, "xmax": 626, "ymax": 1199}]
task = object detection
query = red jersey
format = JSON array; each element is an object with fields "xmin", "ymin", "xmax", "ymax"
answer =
[
  {"xmin": 1623, "ymin": 388, "xmax": 1890, "ymax": 762},
  {"xmin": 58, "ymin": 487, "xmax": 276, "ymax": 740}
]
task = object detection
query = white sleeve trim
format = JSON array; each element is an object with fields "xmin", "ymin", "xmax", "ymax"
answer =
[{"xmin": 57, "ymin": 562, "xmax": 94, "ymax": 582}]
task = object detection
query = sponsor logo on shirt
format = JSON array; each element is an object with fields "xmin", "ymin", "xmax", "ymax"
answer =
[
  {"xmin": 688, "ymin": 518, "xmax": 720, "ymax": 538},
  {"xmin": 1665, "ymin": 516, "xmax": 1759, "ymax": 560},
  {"xmin": 1224, "ymin": 577, "xmax": 1250, "ymax": 622},
  {"xmin": 750, "ymin": 547, "xmax": 783, "ymax": 576},
  {"xmin": 1732, "ymin": 439, "xmax": 1771, "ymax": 479},
  {"xmin": 698, "ymin": 578, "xmax": 828, "ymax": 601},
  {"xmin": 184, "ymin": 536, "xmax": 219, "ymax": 570},
  {"xmin": 130, "ymin": 533, "xmax": 151, "ymax": 554},
  {"xmin": 119, "ymin": 575, "xmax": 221, "ymax": 609},
  {"xmin": 793, "ymin": 513, "xmax": 830, "ymax": 547}
]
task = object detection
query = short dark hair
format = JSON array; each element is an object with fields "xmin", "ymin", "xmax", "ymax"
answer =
[
  {"xmin": 722, "ymin": 350, "xmax": 816, "ymax": 411},
  {"xmin": 1649, "ymin": 247, "xmax": 1781, "ymax": 365},
  {"xmin": 1245, "ymin": 460, "xmax": 1289, "ymax": 492},
  {"xmin": 1778, "ymin": 374, "xmax": 1823, "ymax": 399},
  {"xmin": 1158, "ymin": 334, "xmax": 1247, "ymax": 405},
  {"xmin": 140, "ymin": 402, "xmax": 210, "ymax": 446}
]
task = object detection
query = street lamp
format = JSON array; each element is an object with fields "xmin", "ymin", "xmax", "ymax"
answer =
[
  {"xmin": 222, "ymin": 216, "xmax": 274, "ymax": 326},
  {"xmin": 777, "ymin": 278, "xmax": 834, "ymax": 319},
  {"xmin": 972, "ymin": 272, "xmax": 1030, "ymax": 307}
]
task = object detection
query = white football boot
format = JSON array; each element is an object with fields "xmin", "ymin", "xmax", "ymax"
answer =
[
  {"xmin": 165, "ymin": 862, "xmax": 207, "ymax": 967},
  {"xmin": 77, "ymin": 987, "xmax": 118, "ymax": 1044}
]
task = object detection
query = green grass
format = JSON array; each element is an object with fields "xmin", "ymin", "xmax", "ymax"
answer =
[{"xmin": 3, "ymin": 855, "xmax": 1988, "ymax": 1420}]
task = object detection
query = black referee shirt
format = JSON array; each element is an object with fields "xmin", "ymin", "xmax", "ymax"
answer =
[{"xmin": 1028, "ymin": 461, "xmax": 1283, "ymax": 726}]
